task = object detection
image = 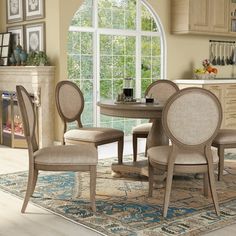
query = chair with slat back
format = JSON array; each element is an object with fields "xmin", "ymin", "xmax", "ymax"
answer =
[
  {"xmin": 16, "ymin": 85, "xmax": 98, "ymax": 213},
  {"xmin": 132, "ymin": 80, "xmax": 179, "ymax": 161},
  {"xmin": 55, "ymin": 80, "xmax": 124, "ymax": 163},
  {"xmin": 148, "ymin": 87, "xmax": 222, "ymax": 217}
]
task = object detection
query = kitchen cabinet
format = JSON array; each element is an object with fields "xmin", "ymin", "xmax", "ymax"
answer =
[
  {"xmin": 171, "ymin": 0, "xmax": 232, "ymax": 36},
  {"xmin": 174, "ymin": 80, "xmax": 236, "ymax": 129}
]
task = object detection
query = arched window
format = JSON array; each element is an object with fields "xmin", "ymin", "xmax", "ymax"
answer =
[{"xmin": 67, "ymin": 0, "xmax": 166, "ymax": 135}]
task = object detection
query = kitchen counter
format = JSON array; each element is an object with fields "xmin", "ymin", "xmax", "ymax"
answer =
[
  {"xmin": 173, "ymin": 79, "xmax": 236, "ymax": 129},
  {"xmin": 174, "ymin": 79, "xmax": 236, "ymax": 84}
]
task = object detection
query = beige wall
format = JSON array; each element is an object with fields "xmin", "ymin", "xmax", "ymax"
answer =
[{"xmin": 0, "ymin": 0, "xmax": 235, "ymax": 142}]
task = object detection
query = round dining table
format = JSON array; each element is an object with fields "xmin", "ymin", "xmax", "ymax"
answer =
[{"xmin": 97, "ymin": 100, "xmax": 169, "ymax": 178}]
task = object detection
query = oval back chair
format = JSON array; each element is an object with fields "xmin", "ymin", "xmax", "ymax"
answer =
[
  {"xmin": 16, "ymin": 85, "xmax": 98, "ymax": 213},
  {"xmin": 55, "ymin": 80, "xmax": 124, "ymax": 164},
  {"xmin": 132, "ymin": 80, "xmax": 179, "ymax": 161},
  {"xmin": 148, "ymin": 87, "xmax": 222, "ymax": 217}
]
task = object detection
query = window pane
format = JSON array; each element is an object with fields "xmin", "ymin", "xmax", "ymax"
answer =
[
  {"xmin": 71, "ymin": 0, "xmax": 93, "ymax": 27},
  {"xmin": 98, "ymin": 9, "xmax": 112, "ymax": 28},
  {"xmin": 100, "ymin": 56, "xmax": 113, "ymax": 79},
  {"xmin": 141, "ymin": 36, "xmax": 161, "ymax": 83},
  {"xmin": 100, "ymin": 35, "xmax": 112, "ymax": 55},
  {"xmin": 100, "ymin": 80, "xmax": 112, "ymax": 101},
  {"xmin": 141, "ymin": 3, "xmax": 158, "ymax": 32},
  {"xmin": 67, "ymin": 54, "xmax": 80, "ymax": 80},
  {"xmin": 98, "ymin": 0, "xmax": 136, "ymax": 30}
]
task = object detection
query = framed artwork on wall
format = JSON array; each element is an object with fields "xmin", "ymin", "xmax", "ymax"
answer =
[
  {"xmin": 0, "ymin": 32, "xmax": 11, "ymax": 65},
  {"xmin": 7, "ymin": 25, "xmax": 24, "ymax": 50},
  {"xmin": 25, "ymin": 23, "xmax": 45, "ymax": 52},
  {"xmin": 6, "ymin": 0, "xmax": 23, "ymax": 23},
  {"xmin": 25, "ymin": 0, "xmax": 45, "ymax": 20}
]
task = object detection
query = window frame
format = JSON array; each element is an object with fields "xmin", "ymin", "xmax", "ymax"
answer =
[{"xmin": 68, "ymin": 0, "xmax": 166, "ymax": 128}]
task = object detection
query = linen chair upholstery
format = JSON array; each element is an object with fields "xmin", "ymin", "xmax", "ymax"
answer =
[
  {"xmin": 212, "ymin": 129, "xmax": 236, "ymax": 180},
  {"xmin": 55, "ymin": 80, "xmax": 124, "ymax": 164},
  {"xmin": 148, "ymin": 87, "xmax": 222, "ymax": 217},
  {"xmin": 132, "ymin": 80, "xmax": 179, "ymax": 161},
  {"xmin": 16, "ymin": 85, "xmax": 98, "ymax": 213}
]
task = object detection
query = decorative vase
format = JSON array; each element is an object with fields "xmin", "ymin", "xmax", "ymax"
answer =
[
  {"xmin": 19, "ymin": 50, "xmax": 28, "ymax": 65},
  {"xmin": 14, "ymin": 48, "xmax": 21, "ymax": 66},
  {"xmin": 9, "ymin": 54, "xmax": 16, "ymax": 66}
]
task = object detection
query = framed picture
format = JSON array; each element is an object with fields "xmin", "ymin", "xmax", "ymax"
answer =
[
  {"xmin": 6, "ymin": 0, "xmax": 23, "ymax": 23},
  {"xmin": 0, "ymin": 32, "xmax": 11, "ymax": 66},
  {"xmin": 7, "ymin": 25, "xmax": 24, "ymax": 50},
  {"xmin": 25, "ymin": 23, "xmax": 45, "ymax": 52},
  {"xmin": 25, "ymin": 0, "xmax": 45, "ymax": 20}
]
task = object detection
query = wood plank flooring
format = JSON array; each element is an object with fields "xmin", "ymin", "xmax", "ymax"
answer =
[{"xmin": 0, "ymin": 144, "xmax": 236, "ymax": 236}]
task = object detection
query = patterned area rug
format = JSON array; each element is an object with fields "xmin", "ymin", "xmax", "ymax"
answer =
[{"xmin": 0, "ymin": 153, "xmax": 236, "ymax": 236}]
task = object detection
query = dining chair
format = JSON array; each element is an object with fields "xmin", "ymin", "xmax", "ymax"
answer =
[
  {"xmin": 212, "ymin": 129, "xmax": 236, "ymax": 181},
  {"xmin": 16, "ymin": 85, "xmax": 98, "ymax": 213},
  {"xmin": 132, "ymin": 80, "xmax": 179, "ymax": 161},
  {"xmin": 55, "ymin": 80, "xmax": 124, "ymax": 164},
  {"xmin": 148, "ymin": 87, "xmax": 222, "ymax": 217}
]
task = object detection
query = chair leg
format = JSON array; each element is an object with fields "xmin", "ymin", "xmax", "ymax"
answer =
[
  {"xmin": 203, "ymin": 172, "xmax": 209, "ymax": 197},
  {"xmin": 90, "ymin": 166, "xmax": 97, "ymax": 212},
  {"xmin": 217, "ymin": 146, "xmax": 225, "ymax": 181},
  {"xmin": 148, "ymin": 162, "xmax": 154, "ymax": 197},
  {"xmin": 73, "ymin": 172, "xmax": 82, "ymax": 198},
  {"xmin": 118, "ymin": 137, "xmax": 124, "ymax": 164},
  {"xmin": 133, "ymin": 134, "xmax": 138, "ymax": 162},
  {"xmin": 144, "ymin": 141, "xmax": 148, "ymax": 157},
  {"xmin": 208, "ymin": 162, "xmax": 220, "ymax": 216},
  {"xmin": 163, "ymin": 163, "xmax": 174, "ymax": 218},
  {"xmin": 30, "ymin": 170, "xmax": 38, "ymax": 196},
  {"xmin": 21, "ymin": 169, "xmax": 37, "ymax": 213}
]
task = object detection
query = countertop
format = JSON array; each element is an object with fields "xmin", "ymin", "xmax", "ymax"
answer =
[{"xmin": 173, "ymin": 79, "xmax": 236, "ymax": 84}]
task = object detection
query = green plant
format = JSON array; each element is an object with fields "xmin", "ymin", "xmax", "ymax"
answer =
[{"xmin": 26, "ymin": 51, "xmax": 50, "ymax": 66}]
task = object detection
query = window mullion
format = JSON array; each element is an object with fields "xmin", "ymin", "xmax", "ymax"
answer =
[
  {"xmin": 136, "ymin": 0, "xmax": 141, "ymax": 99},
  {"xmin": 94, "ymin": 0, "xmax": 99, "ymax": 126}
]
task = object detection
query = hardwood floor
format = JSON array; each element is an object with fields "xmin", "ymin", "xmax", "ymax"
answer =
[{"xmin": 0, "ymin": 143, "xmax": 236, "ymax": 236}]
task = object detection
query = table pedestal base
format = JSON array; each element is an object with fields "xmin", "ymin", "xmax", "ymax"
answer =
[
  {"xmin": 112, "ymin": 160, "xmax": 149, "ymax": 177},
  {"xmin": 111, "ymin": 160, "xmax": 166, "ymax": 188}
]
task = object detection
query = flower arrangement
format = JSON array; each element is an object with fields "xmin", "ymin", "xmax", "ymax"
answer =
[
  {"xmin": 193, "ymin": 59, "xmax": 218, "ymax": 79},
  {"xmin": 202, "ymin": 59, "xmax": 211, "ymax": 68}
]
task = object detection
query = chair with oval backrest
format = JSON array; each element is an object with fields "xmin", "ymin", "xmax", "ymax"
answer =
[
  {"xmin": 212, "ymin": 129, "xmax": 236, "ymax": 181},
  {"xmin": 16, "ymin": 85, "xmax": 98, "ymax": 213},
  {"xmin": 148, "ymin": 87, "xmax": 222, "ymax": 217},
  {"xmin": 132, "ymin": 80, "xmax": 179, "ymax": 162},
  {"xmin": 55, "ymin": 80, "xmax": 124, "ymax": 164}
]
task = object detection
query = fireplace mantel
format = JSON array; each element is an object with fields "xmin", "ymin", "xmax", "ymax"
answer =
[{"xmin": 0, "ymin": 66, "xmax": 55, "ymax": 148}]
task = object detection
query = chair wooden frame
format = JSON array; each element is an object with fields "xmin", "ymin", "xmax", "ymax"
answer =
[
  {"xmin": 16, "ymin": 85, "xmax": 97, "ymax": 213},
  {"xmin": 148, "ymin": 87, "xmax": 223, "ymax": 217},
  {"xmin": 132, "ymin": 80, "xmax": 179, "ymax": 161},
  {"xmin": 55, "ymin": 80, "xmax": 124, "ymax": 164},
  {"xmin": 212, "ymin": 130, "xmax": 236, "ymax": 181}
]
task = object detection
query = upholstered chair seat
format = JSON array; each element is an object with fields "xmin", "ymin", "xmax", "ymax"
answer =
[
  {"xmin": 212, "ymin": 129, "xmax": 236, "ymax": 180},
  {"xmin": 132, "ymin": 123, "xmax": 152, "ymax": 134},
  {"xmin": 148, "ymin": 146, "xmax": 219, "ymax": 165},
  {"xmin": 64, "ymin": 127, "xmax": 123, "ymax": 143},
  {"xmin": 213, "ymin": 129, "xmax": 236, "ymax": 144},
  {"xmin": 34, "ymin": 144, "xmax": 97, "ymax": 166},
  {"xmin": 132, "ymin": 80, "xmax": 179, "ymax": 162}
]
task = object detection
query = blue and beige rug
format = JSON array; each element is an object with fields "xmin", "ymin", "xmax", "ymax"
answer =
[{"xmin": 0, "ymin": 154, "xmax": 236, "ymax": 235}]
